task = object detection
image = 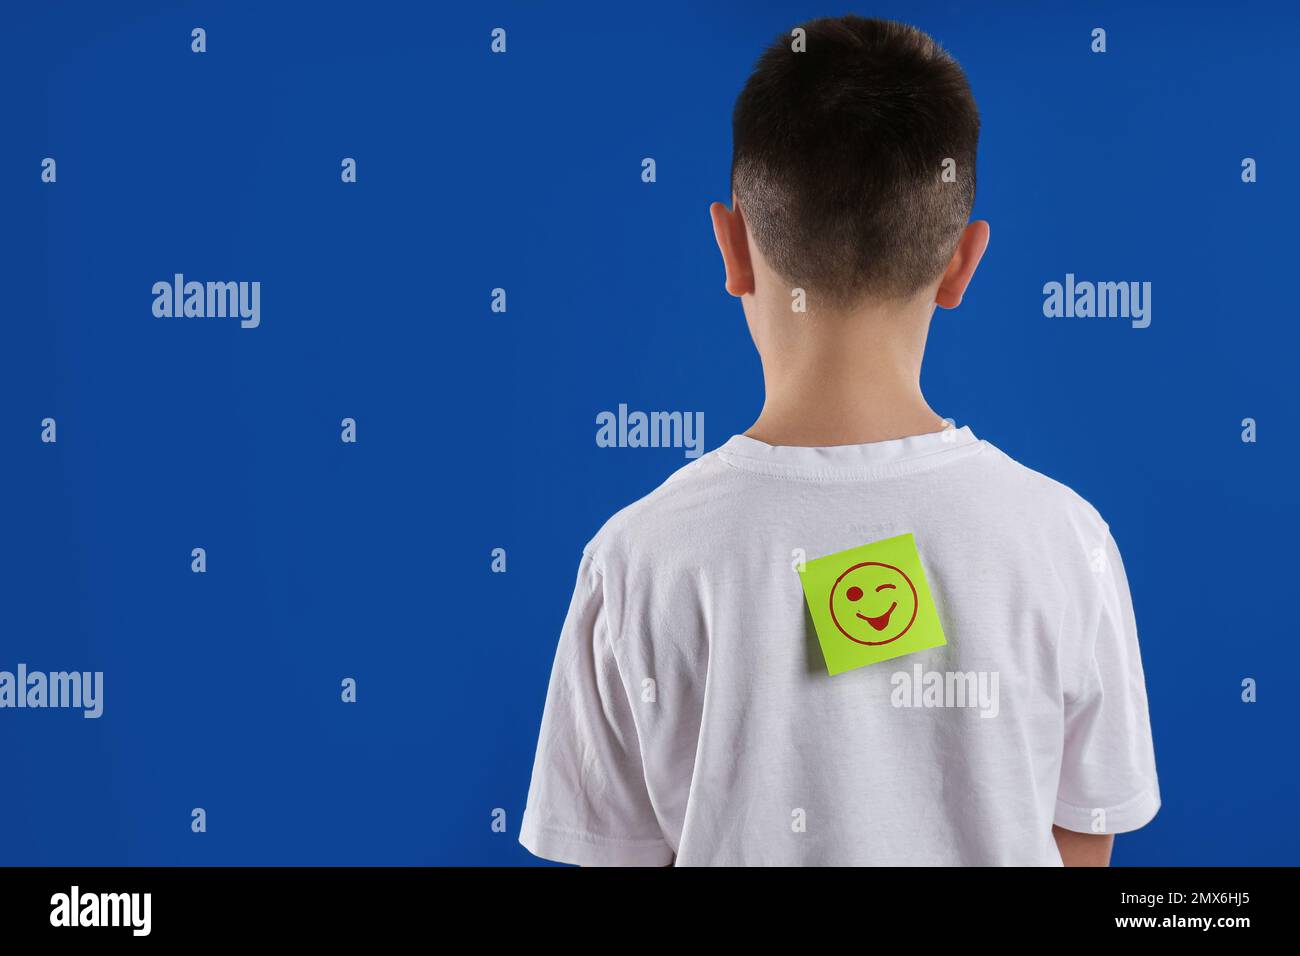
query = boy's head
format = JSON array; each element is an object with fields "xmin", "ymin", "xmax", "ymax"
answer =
[{"xmin": 713, "ymin": 16, "xmax": 987, "ymax": 318}]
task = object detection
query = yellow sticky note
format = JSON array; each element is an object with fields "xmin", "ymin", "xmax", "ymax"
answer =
[{"xmin": 797, "ymin": 532, "xmax": 947, "ymax": 676}]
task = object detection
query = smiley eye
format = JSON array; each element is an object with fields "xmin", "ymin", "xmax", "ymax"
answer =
[
  {"xmin": 876, "ymin": 583, "xmax": 896, "ymax": 592},
  {"xmin": 845, "ymin": 586, "xmax": 863, "ymax": 601}
]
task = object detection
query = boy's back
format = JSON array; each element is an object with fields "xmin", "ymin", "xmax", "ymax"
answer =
[
  {"xmin": 521, "ymin": 15, "xmax": 1160, "ymax": 865},
  {"xmin": 520, "ymin": 427, "xmax": 1159, "ymax": 865}
]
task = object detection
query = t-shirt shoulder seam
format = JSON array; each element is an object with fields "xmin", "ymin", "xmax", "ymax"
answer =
[
  {"xmin": 986, "ymin": 444, "xmax": 1110, "ymax": 532},
  {"xmin": 582, "ymin": 452, "xmax": 726, "ymax": 555}
]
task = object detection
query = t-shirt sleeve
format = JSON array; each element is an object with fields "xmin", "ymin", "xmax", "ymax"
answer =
[
  {"xmin": 1054, "ymin": 530, "xmax": 1161, "ymax": 834},
  {"xmin": 519, "ymin": 552, "xmax": 674, "ymax": 866}
]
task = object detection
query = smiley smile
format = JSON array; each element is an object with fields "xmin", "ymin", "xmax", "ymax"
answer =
[{"xmin": 856, "ymin": 602, "xmax": 897, "ymax": 631}]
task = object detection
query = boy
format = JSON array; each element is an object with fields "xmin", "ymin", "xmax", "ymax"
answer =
[{"xmin": 520, "ymin": 15, "xmax": 1159, "ymax": 866}]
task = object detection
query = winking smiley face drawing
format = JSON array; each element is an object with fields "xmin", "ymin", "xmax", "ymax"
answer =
[
  {"xmin": 828, "ymin": 561, "xmax": 918, "ymax": 645},
  {"xmin": 798, "ymin": 532, "xmax": 946, "ymax": 675}
]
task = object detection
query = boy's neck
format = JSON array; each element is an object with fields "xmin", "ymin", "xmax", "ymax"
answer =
[
  {"xmin": 744, "ymin": 300, "xmax": 944, "ymax": 448},
  {"xmin": 746, "ymin": 387, "xmax": 945, "ymax": 448}
]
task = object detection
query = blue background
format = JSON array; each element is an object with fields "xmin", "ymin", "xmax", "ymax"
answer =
[{"xmin": 1, "ymin": 0, "xmax": 1295, "ymax": 865}]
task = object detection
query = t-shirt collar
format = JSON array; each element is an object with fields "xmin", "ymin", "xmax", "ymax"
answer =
[{"xmin": 715, "ymin": 424, "xmax": 982, "ymax": 480}]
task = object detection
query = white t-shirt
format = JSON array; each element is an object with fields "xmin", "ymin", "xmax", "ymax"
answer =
[{"xmin": 520, "ymin": 426, "xmax": 1160, "ymax": 866}]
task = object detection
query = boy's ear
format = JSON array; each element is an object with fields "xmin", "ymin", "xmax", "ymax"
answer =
[
  {"xmin": 934, "ymin": 220, "xmax": 990, "ymax": 309},
  {"xmin": 709, "ymin": 200, "xmax": 755, "ymax": 297}
]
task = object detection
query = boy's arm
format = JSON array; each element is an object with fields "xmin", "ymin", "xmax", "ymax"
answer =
[
  {"xmin": 1053, "ymin": 530, "xmax": 1160, "ymax": 860},
  {"xmin": 1052, "ymin": 825, "xmax": 1113, "ymax": 867},
  {"xmin": 519, "ymin": 553, "xmax": 675, "ymax": 867}
]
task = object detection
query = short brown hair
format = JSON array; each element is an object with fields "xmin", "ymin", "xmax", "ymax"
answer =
[{"xmin": 731, "ymin": 16, "xmax": 980, "ymax": 305}]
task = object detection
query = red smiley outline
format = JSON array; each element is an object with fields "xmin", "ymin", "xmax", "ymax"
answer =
[{"xmin": 828, "ymin": 561, "xmax": 918, "ymax": 646}]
